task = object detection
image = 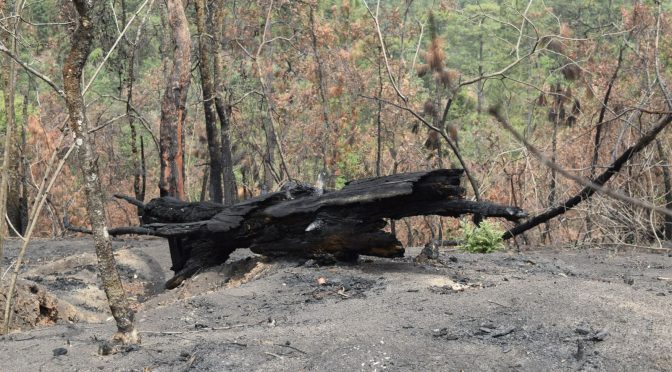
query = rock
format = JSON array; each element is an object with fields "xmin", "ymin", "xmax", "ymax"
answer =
[
  {"xmin": 590, "ymin": 330, "xmax": 609, "ymax": 341},
  {"xmin": 575, "ymin": 327, "xmax": 591, "ymax": 335},
  {"xmin": 53, "ymin": 347, "xmax": 68, "ymax": 356},
  {"xmin": 98, "ymin": 341, "xmax": 114, "ymax": 356}
]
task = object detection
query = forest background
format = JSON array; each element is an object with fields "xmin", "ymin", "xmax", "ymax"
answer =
[{"xmin": 1, "ymin": 0, "xmax": 671, "ymax": 251}]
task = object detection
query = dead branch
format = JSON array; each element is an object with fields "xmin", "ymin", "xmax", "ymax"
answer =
[{"xmin": 489, "ymin": 107, "xmax": 672, "ymax": 239}]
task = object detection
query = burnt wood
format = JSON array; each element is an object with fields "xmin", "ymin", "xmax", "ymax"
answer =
[{"xmin": 101, "ymin": 169, "xmax": 526, "ymax": 288}]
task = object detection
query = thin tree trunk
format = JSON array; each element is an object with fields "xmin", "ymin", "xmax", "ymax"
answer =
[
  {"xmin": 17, "ymin": 88, "xmax": 32, "ymax": 234},
  {"xmin": 212, "ymin": 1, "xmax": 237, "ymax": 206},
  {"xmin": 376, "ymin": 50, "xmax": 383, "ymax": 177},
  {"xmin": 309, "ymin": 6, "xmax": 331, "ymax": 174},
  {"xmin": 585, "ymin": 47, "xmax": 624, "ymax": 240},
  {"xmin": 476, "ymin": 20, "xmax": 484, "ymax": 116},
  {"xmin": 195, "ymin": 0, "xmax": 223, "ymax": 203},
  {"xmin": 63, "ymin": 0, "xmax": 138, "ymax": 344},
  {"xmin": 159, "ymin": 0, "xmax": 191, "ymax": 200},
  {"xmin": 0, "ymin": 0, "xmax": 24, "ymax": 266},
  {"xmin": 19, "ymin": 87, "xmax": 29, "ymax": 234},
  {"xmin": 262, "ymin": 115, "xmax": 277, "ymax": 191},
  {"xmin": 590, "ymin": 47, "xmax": 624, "ymax": 177},
  {"xmin": 656, "ymin": 140, "xmax": 672, "ymax": 240},
  {"xmin": 124, "ymin": 0, "xmax": 151, "ymax": 221}
]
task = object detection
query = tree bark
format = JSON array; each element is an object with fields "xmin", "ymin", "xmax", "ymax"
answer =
[
  {"xmin": 195, "ymin": 0, "xmax": 224, "ymax": 203},
  {"xmin": 212, "ymin": 2, "xmax": 237, "ymax": 206},
  {"xmin": 124, "ymin": 0, "xmax": 150, "ymax": 222},
  {"xmin": 159, "ymin": 0, "xmax": 191, "ymax": 200},
  {"xmin": 309, "ymin": 6, "xmax": 332, "ymax": 175},
  {"xmin": 0, "ymin": 0, "xmax": 24, "ymax": 267},
  {"xmin": 63, "ymin": 0, "xmax": 138, "ymax": 344}
]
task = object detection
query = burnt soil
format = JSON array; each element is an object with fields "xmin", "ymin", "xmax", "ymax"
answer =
[{"xmin": 1, "ymin": 237, "xmax": 671, "ymax": 371}]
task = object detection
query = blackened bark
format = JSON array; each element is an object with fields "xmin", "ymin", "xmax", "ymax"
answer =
[
  {"xmin": 64, "ymin": 0, "xmax": 138, "ymax": 343},
  {"xmin": 212, "ymin": 2, "xmax": 237, "ymax": 206},
  {"xmin": 195, "ymin": 0, "xmax": 224, "ymax": 203},
  {"xmin": 106, "ymin": 170, "xmax": 526, "ymax": 288},
  {"xmin": 159, "ymin": 0, "xmax": 191, "ymax": 200}
]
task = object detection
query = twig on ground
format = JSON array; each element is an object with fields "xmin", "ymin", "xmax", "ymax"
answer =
[
  {"xmin": 487, "ymin": 300, "xmax": 510, "ymax": 308},
  {"xmin": 275, "ymin": 343, "xmax": 308, "ymax": 355}
]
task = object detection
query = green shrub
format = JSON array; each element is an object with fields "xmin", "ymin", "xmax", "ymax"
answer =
[{"xmin": 458, "ymin": 220, "xmax": 505, "ymax": 253}]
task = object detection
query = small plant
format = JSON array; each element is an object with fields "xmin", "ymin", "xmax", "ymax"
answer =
[{"xmin": 458, "ymin": 220, "xmax": 505, "ymax": 253}]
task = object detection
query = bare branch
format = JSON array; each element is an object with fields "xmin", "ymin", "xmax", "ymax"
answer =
[
  {"xmin": 362, "ymin": 0, "xmax": 407, "ymax": 102},
  {"xmin": 88, "ymin": 113, "xmax": 127, "ymax": 133},
  {"xmin": 0, "ymin": 42, "xmax": 65, "ymax": 98},
  {"xmin": 488, "ymin": 107, "xmax": 672, "ymax": 240},
  {"xmin": 459, "ymin": 42, "xmax": 539, "ymax": 87},
  {"xmin": 83, "ymin": 0, "xmax": 153, "ymax": 95},
  {"xmin": 360, "ymin": 95, "xmax": 481, "ymax": 201},
  {"xmin": 113, "ymin": 194, "xmax": 146, "ymax": 209},
  {"xmin": 514, "ymin": 0, "xmax": 533, "ymax": 59}
]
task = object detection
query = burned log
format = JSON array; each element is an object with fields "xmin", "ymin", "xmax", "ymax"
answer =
[{"xmin": 97, "ymin": 169, "xmax": 526, "ymax": 288}]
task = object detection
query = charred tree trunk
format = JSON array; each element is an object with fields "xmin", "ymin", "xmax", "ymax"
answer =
[
  {"xmin": 64, "ymin": 0, "xmax": 138, "ymax": 344},
  {"xmin": 159, "ymin": 0, "xmax": 191, "ymax": 200},
  {"xmin": 124, "ymin": 0, "xmax": 149, "ymax": 222},
  {"xmin": 103, "ymin": 170, "xmax": 526, "ymax": 289},
  {"xmin": 195, "ymin": 0, "xmax": 224, "ymax": 203},
  {"xmin": 212, "ymin": 2, "xmax": 237, "ymax": 206}
]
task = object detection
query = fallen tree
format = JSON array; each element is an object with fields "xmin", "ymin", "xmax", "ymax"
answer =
[{"xmin": 68, "ymin": 169, "xmax": 526, "ymax": 288}]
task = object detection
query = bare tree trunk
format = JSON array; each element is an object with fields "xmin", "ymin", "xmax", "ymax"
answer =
[
  {"xmin": 0, "ymin": 0, "xmax": 24, "ymax": 267},
  {"xmin": 262, "ymin": 115, "xmax": 277, "ymax": 191},
  {"xmin": 212, "ymin": 2, "xmax": 237, "ymax": 206},
  {"xmin": 656, "ymin": 140, "xmax": 672, "ymax": 240},
  {"xmin": 63, "ymin": 0, "xmax": 138, "ymax": 344},
  {"xmin": 476, "ymin": 20, "xmax": 484, "ymax": 116},
  {"xmin": 376, "ymin": 50, "xmax": 383, "ymax": 177},
  {"xmin": 124, "ymin": 0, "xmax": 150, "ymax": 221},
  {"xmin": 18, "ymin": 88, "xmax": 29, "ymax": 234},
  {"xmin": 159, "ymin": 0, "xmax": 191, "ymax": 200},
  {"xmin": 195, "ymin": 0, "xmax": 224, "ymax": 203},
  {"xmin": 309, "ymin": 6, "xmax": 331, "ymax": 174},
  {"xmin": 585, "ymin": 47, "xmax": 624, "ymax": 240}
]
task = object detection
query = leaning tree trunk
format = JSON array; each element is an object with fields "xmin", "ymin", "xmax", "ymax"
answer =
[
  {"xmin": 159, "ymin": 0, "xmax": 191, "ymax": 200},
  {"xmin": 64, "ymin": 0, "xmax": 138, "ymax": 344}
]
